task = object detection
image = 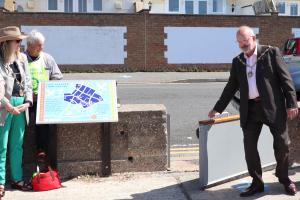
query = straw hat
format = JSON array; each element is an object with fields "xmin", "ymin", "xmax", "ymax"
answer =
[{"xmin": 0, "ymin": 26, "xmax": 27, "ymax": 43}]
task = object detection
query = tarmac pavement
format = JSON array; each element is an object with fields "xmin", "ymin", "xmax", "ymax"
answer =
[{"xmin": 6, "ymin": 167, "xmax": 300, "ymax": 200}]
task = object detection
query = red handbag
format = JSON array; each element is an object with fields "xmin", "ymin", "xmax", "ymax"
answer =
[{"xmin": 31, "ymin": 166, "xmax": 62, "ymax": 191}]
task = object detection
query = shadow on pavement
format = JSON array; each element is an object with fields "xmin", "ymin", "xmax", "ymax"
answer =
[
  {"xmin": 115, "ymin": 182, "xmax": 187, "ymax": 200},
  {"xmin": 115, "ymin": 167, "xmax": 300, "ymax": 200}
]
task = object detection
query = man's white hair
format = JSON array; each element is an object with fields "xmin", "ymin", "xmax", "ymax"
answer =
[
  {"xmin": 237, "ymin": 26, "xmax": 256, "ymax": 37},
  {"xmin": 27, "ymin": 30, "xmax": 45, "ymax": 45}
]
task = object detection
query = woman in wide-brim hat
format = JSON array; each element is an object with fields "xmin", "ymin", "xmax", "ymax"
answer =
[
  {"xmin": 0, "ymin": 26, "xmax": 33, "ymax": 198},
  {"xmin": 0, "ymin": 77, "xmax": 5, "ymax": 104}
]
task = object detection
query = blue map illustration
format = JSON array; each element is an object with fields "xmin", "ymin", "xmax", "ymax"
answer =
[{"xmin": 64, "ymin": 84, "xmax": 103, "ymax": 108}]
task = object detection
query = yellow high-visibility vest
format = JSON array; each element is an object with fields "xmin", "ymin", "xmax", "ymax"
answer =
[{"xmin": 28, "ymin": 53, "xmax": 49, "ymax": 94}]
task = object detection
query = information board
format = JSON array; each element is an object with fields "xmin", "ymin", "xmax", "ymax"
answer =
[{"xmin": 36, "ymin": 80, "xmax": 118, "ymax": 124}]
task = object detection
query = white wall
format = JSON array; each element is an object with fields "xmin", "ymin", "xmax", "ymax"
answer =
[
  {"xmin": 21, "ymin": 26, "xmax": 127, "ymax": 65},
  {"xmin": 164, "ymin": 0, "xmax": 228, "ymax": 15},
  {"xmin": 101, "ymin": 0, "xmax": 134, "ymax": 13},
  {"xmin": 164, "ymin": 27, "xmax": 259, "ymax": 64},
  {"xmin": 13, "ymin": 0, "xmax": 300, "ymax": 15},
  {"xmin": 278, "ymin": 1, "xmax": 300, "ymax": 16},
  {"xmin": 164, "ymin": 0, "xmax": 255, "ymax": 15},
  {"xmin": 15, "ymin": 0, "xmax": 65, "ymax": 12},
  {"xmin": 292, "ymin": 28, "xmax": 300, "ymax": 37},
  {"xmin": 149, "ymin": 0, "xmax": 166, "ymax": 13},
  {"xmin": 229, "ymin": 0, "xmax": 255, "ymax": 15},
  {"xmin": 14, "ymin": 0, "xmax": 135, "ymax": 13}
]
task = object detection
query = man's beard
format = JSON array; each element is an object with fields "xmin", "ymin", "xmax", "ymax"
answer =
[{"xmin": 240, "ymin": 44, "xmax": 251, "ymax": 53}]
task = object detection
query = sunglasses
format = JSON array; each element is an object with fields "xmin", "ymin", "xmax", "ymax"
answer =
[{"xmin": 9, "ymin": 40, "xmax": 22, "ymax": 44}]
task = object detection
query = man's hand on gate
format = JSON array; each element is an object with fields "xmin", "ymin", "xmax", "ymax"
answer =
[
  {"xmin": 287, "ymin": 108, "xmax": 299, "ymax": 120},
  {"xmin": 208, "ymin": 110, "xmax": 220, "ymax": 118}
]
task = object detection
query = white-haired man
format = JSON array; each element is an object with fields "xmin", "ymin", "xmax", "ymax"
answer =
[
  {"xmin": 208, "ymin": 26, "xmax": 298, "ymax": 196},
  {"xmin": 25, "ymin": 30, "xmax": 63, "ymax": 166}
]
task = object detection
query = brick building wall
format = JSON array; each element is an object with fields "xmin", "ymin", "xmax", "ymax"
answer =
[{"xmin": 0, "ymin": 11, "xmax": 299, "ymax": 72}]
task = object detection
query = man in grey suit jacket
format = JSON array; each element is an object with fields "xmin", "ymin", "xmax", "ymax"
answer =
[{"xmin": 208, "ymin": 26, "xmax": 299, "ymax": 197}]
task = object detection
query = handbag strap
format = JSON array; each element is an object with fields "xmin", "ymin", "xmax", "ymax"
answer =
[
  {"xmin": 35, "ymin": 165, "xmax": 56, "ymax": 184},
  {"xmin": 36, "ymin": 166, "xmax": 40, "ymax": 183},
  {"xmin": 48, "ymin": 166, "xmax": 55, "ymax": 180}
]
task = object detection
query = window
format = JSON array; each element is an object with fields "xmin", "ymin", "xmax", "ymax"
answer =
[
  {"xmin": 169, "ymin": 0, "xmax": 179, "ymax": 12},
  {"xmin": 212, "ymin": 0, "xmax": 223, "ymax": 13},
  {"xmin": 79, "ymin": 0, "xmax": 87, "ymax": 12},
  {"xmin": 64, "ymin": 0, "xmax": 73, "ymax": 12},
  {"xmin": 48, "ymin": 0, "xmax": 58, "ymax": 10},
  {"xmin": 93, "ymin": 0, "xmax": 102, "ymax": 11},
  {"xmin": 198, "ymin": 1, "xmax": 207, "ymax": 14},
  {"xmin": 290, "ymin": 3, "xmax": 298, "ymax": 16},
  {"xmin": 185, "ymin": 1, "xmax": 194, "ymax": 14},
  {"xmin": 17, "ymin": 5, "xmax": 24, "ymax": 12},
  {"xmin": 277, "ymin": 2, "xmax": 285, "ymax": 14}
]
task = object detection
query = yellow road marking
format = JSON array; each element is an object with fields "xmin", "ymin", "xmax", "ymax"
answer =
[
  {"xmin": 170, "ymin": 151, "xmax": 199, "ymax": 155},
  {"xmin": 170, "ymin": 147, "xmax": 199, "ymax": 155},
  {"xmin": 170, "ymin": 147, "xmax": 199, "ymax": 151}
]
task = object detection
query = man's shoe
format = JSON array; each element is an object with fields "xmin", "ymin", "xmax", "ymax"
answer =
[
  {"xmin": 240, "ymin": 184, "xmax": 264, "ymax": 197},
  {"xmin": 284, "ymin": 182, "xmax": 297, "ymax": 196}
]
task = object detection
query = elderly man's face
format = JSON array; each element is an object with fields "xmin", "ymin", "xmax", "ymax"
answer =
[
  {"xmin": 27, "ymin": 42, "xmax": 44, "ymax": 57},
  {"xmin": 236, "ymin": 32, "xmax": 256, "ymax": 54}
]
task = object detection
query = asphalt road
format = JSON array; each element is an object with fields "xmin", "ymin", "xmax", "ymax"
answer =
[
  {"xmin": 117, "ymin": 82, "xmax": 239, "ymax": 148},
  {"xmin": 63, "ymin": 72, "xmax": 235, "ymax": 162}
]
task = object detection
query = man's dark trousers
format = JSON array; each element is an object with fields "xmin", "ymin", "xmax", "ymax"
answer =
[
  {"xmin": 30, "ymin": 103, "xmax": 50, "ymax": 153},
  {"xmin": 242, "ymin": 99, "xmax": 291, "ymax": 185}
]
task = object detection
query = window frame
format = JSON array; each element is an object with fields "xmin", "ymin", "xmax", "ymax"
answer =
[
  {"xmin": 48, "ymin": 0, "xmax": 58, "ymax": 10},
  {"xmin": 64, "ymin": 0, "xmax": 73, "ymax": 12},
  {"xmin": 78, "ymin": 0, "xmax": 88, "ymax": 13},
  {"xmin": 185, "ymin": 1, "xmax": 194, "ymax": 14},
  {"xmin": 290, "ymin": 3, "xmax": 298, "ymax": 16},
  {"xmin": 277, "ymin": 2, "xmax": 285, "ymax": 14},
  {"xmin": 93, "ymin": 0, "xmax": 102, "ymax": 11},
  {"xmin": 169, "ymin": 0, "xmax": 180, "ymax": 12},
  {"xmin": 198, "ymin": 0, "xmax": 207, "ymax": 14},
  {"xmin": 212, "ymin": 0, "xmax": 224, "ymax": 14}
]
